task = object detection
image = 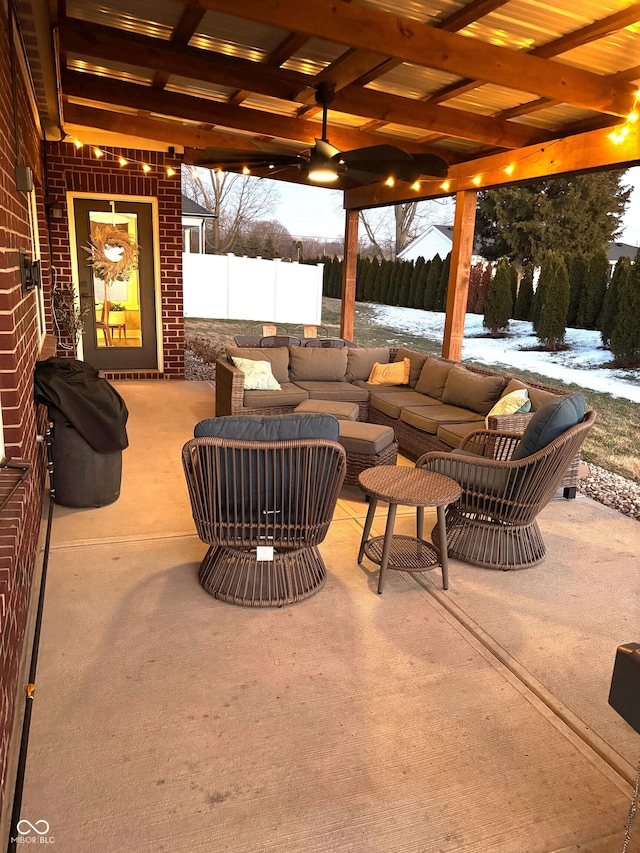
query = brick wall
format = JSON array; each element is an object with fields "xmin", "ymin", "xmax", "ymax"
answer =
[
  {"xmin": 44, "ymin": 143, "xmax": 184, "ymax": 378},
  {"xmin": 0, "ymin": 5, "xmax": 50, "ymax": 832}
]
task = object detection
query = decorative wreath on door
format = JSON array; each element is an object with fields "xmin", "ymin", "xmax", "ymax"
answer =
[{"xmin": 83, "ymin": 224, "xmax": 139, "ymax": 284}]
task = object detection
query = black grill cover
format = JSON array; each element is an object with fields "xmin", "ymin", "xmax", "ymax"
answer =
[{"xmin": 34, "ymin": 357, "xmax": 129, "ymax": 452}]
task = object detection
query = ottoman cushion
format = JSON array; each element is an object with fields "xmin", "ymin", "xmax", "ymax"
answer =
[
  {"xmin": 338, "ymin": 422, "xmax": 395, "ymax": 455},
  {"xmin": 294, "ymin": 400, "xmax": 360, "ymax": 421}
]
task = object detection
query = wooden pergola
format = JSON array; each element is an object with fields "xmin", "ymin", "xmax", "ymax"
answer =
[{"xmin": 19, "ymin": 0, "xmax": 640, "ymax": 357}]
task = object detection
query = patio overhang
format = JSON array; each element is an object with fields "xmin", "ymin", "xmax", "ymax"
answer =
[{"xmin": 14, "ymin": 0, "xmax": 640, "ymax": 350}]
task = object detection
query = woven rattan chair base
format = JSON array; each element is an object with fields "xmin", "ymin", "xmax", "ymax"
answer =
[
  {"xmin": 199, "ymin": 545, "xmax": 327, "ymax": 607},
  {"xmin": 343, "ymin": 440, "xmax": 398, "ymax": 486},
  {"xmin": 435, "ymin": 507, "xmax": 546, "ymax": 570}
]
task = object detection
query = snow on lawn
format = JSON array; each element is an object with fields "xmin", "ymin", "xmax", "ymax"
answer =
[{"xmin": 372, "ymin": 305, "xmax": 640, "ymax": 403}]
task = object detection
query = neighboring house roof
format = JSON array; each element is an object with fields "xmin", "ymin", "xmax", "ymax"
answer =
[
  {"xmin": 399, "ymin": 224, "xmax": 483, "ymax": 261},
  {"xmin": 181, "ymin": 195, "xmax": 217, "ymax": 218},
  {"xmin": 607, "ymin": 241, "xmax": 638, "ymax": 262}
]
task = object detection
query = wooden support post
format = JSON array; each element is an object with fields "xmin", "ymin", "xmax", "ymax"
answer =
[
  {"xmin": 340, "ymin": 208, "xmax": 359, "ymax": 342},
  {"xmin": 442, "ymin": 190, "xmax": 477, "ymax": 362}
]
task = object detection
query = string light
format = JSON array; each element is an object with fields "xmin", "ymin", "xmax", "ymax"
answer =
[
  {"xmin": 440, "ymin": 180, "xmax": 450, "ymax": 192},
  {"xmin": 504, "ymin": 163, "xmax": 515, "ymax": 176},
  {"xmin": 384, "ymin": 176, "xmax": 395, "ymax": 187},
  {"xmin": 609, "ymin": 95, "xmax": 639, "ymax": 145},
  {"xmin": 242, "ymin": 166, "xmax": 251, "ymax": 175},
  {"xmin": 410, "ymin": 180, "xmax": 421, "ymax": 191},
  {"xmin": 69, "ymin": 139, "xmax": 178, "ymax": 176},
  {"xmin": 472, "ymin": 175, "xmax": 482, "ymax": 186}
]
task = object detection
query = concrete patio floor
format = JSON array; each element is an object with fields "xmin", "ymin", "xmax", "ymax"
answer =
[{"xmin": 19, "ymin": 380, "xmax": 640, "ymax": 852}]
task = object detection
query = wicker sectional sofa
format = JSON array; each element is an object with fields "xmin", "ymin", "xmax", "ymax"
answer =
[{"xmin": 215, "ymin": 343, "xmax": 581, "ymax": 496}]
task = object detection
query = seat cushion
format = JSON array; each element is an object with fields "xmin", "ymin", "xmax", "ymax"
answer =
[
  {"xmin": 243, "ymin": 383, "xmax": 308, "ymax": 409},
  {"xmin": 288, "ymin": 346, "xmax": 348, "ymax": 381},
  {"xmin": 400, "ymin": 404, "xmax": 485, "ymax": 435},
  {"xmin": 226, "ymin": 346, "xmax": 289, "ymax": 384},
  {"xmin": 194, "ymin": 412, "xmax": 340, "ymax": 441},
  {"xmin": 294, "ymin": 400, "xmax": 359, "ymax": 421},
  {"xmin": 352, "ymin": 380, "xmax": 410, "ymax": 393},
  {"xmin": 437, "ymin": 420, "xmax": 486, "ymax": 449},
  {"xmin": 442, "ymin": 365, "xmax": 505, "ymax": 415},
  {"xmin": 369, "ymin": 390, "xmax": 434, "ymax": 418},
  {"xmin": 338, "ymin": 421, "xmax": 395, "ymax": 455},
  {"xmin": 512, "ymin": 393, "xmax": 586, "ymax": 459},
  {"xmin": 345, "ymin": 346, "xmax": 390, "ymax": 381},
  {"xmin": 414, "ymin": 356, "xmax": 454, "ymax": 400},
  {"xmin": 292, "ymin": 381, "xmax": 369, "ymax": 402}
]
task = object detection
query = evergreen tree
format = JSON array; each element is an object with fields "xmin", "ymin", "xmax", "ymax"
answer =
[
  {"xmin": 398, "ymin": 260, "xmax": 414, "ymax": 307},
  {"xmin": 262, "ymin": 235, "xmax": 278, "ymax": 259},
  {"xmin": 509, "ymin": 261, "xmax": 518, "ymax": 314},
  {"xmin": 576, "ymin": 250, "xmax": 609, "ymax": 330},
  {"xmin": 390, "ymin": 260, "xmax": 403, "ymax": 305},
  {"xmin": 435, "ymin": 252, "xmax": 451, "ymax": 311},
  {"xmin": 564, "ymin": 252, "xmax": 588, "ymax": 327},
  {"xmin": 610, "ymin": 251, "xmax": 640, "ymax": 366},
  {"xmin": 600, "ymin": 255, "xmax": 631, "ymax": 348},
  {"xmin": 535, "ymin": 253, "xmax": 570, "ymax": 351},
  {"xmin": 514, "ymin": 263, "xmax": 534, "ymax": 320},
  {"xmin": 423, "ymin": 254, "xmax": 442, "ymax": 311},
  {"xmin": 476, "ymin": 172, "xmax": 631, "ymax": 269},
  {"xmin": 483, "ymin": 258, "xmax": 513, "ymax": 336},
  {"xmin": 414, "ymin": 258, "xmax": 431, "ymax": 309},
  {"xmin": 363, "ymin": 258, "xmax": 378, "ymax": 302},
  {"xmin": 409, "ymin": 257, "xmax": 424, "ymax": 308},
  {"xmin": 372, "ymin": 259, "xmax": 384, "ymax": 302},
  {"xmin": 378, "ymin": 260, "xmax": 393, "ymax": 304},
  {"xmin": 356, "ymin": 256, "xmax": 369, "ymax": 302}
]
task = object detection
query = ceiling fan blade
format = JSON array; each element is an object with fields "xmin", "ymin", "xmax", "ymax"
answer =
[
  {"xmin": 335, "ymin": 145, "xmax": 413, "ymax": 165},
  {"xmin": 194, "ymin": 149, "xmax": 303, "ymax": 168},
  {"xmin": 314, "ymin": 138, "xmax": 341, "ymax": 160},
  {"xmin": 406, "ymin": 153, "xmax": 450, "ymax": 178}
]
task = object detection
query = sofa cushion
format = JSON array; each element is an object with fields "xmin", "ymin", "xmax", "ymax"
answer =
[
  {"xmin": 226, "ymin": 345, "xmax": 289, "ymax": 384},
  {"xmin": 194, "ymin": 412, "xmax": 339, "ymax": 441},
  {"xmin": 289, "ymin": 346, "xmax": 348, "ymax": 382},
  {"xmin": 442, "ymin": 365, "xmax": 505, "ymax": 415},
  {"xmin": 400, "ymin": 404, "xmax": 485, "ymax": 435},
  {"xmin": 243, "ymin": 383, "xmax": 309, "ymax": 409},
  {"xmin": 437, "ymin": 420, "xmax": 485, "ymax": 449},
  {"xmin": 527, "ymin": 385, "xmax": 563, "ymax": 411},
  {"xmin": 368, "ymin": 358, "xmax": 410, "ymax": 385},
  {"xmin": 292, "ymin": 381, "xmax": 369, "ymax": 402},
  {"xmin": 370, "ymin": 390, "xmax": 435, "ymax": 418},
  {"xmin": 392, "ymin": 346, "xmax": 428, "ymax": 386},
  {"xmin": 512, "ymin": 393, "xmax": 586, "ymax": 460},
  {"xmin": 414, "ymin": 356, "xmax": 454, "ymax": 399},
  {"xmin": 345, "ymin": 346, "xmax": 389, "ymax": 381},
  {"xmin": 502, "ymin": 378, "xmax": 527, "ymax": 395},
  {"xmin": 231, "ymin": 357, "xmax": 281, "ymax": 391}
]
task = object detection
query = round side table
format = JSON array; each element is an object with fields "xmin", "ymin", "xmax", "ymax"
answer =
[{"xmin": 357, "ymin": 466, "xmax": 462, "ymax": 594}]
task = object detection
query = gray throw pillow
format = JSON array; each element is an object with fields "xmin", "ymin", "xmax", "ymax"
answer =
[{"xmin": 512, "ymin": 393, "xmax": 586, "ymax": 460}]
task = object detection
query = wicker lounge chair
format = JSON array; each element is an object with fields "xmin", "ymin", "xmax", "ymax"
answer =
[
  {"xmin": 182, "ymin": 415, "xmax": 346, "ymax": 607},
  {"xmin": 416, "ymin": 407, "xmax": 596, "ymax": 570}
]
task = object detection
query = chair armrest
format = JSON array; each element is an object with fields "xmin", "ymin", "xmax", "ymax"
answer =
[
  {"xmin": 215, "ymin": 359, "xmax": 246, "ymax": 416},
  {"xmin": 458, "ymin": 429, "xmax": 523, "ymax": 460},
  {"xmin": 486, "ymin": 411, "xmax": 533, "ymax": 434}
]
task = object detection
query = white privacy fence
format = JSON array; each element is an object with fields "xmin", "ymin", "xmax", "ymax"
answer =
[{"xmin": 182, "ymin": 253, "xmax": 324, "ymax": 324}]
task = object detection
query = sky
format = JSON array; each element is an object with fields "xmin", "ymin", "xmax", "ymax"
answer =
[
  {"xmin": 272, "ymin": 165, "xmax": 640, "ymax": 246},
  {"xmin": 372, "ymin": 304, "xmax": 640, "ymax": 403}
]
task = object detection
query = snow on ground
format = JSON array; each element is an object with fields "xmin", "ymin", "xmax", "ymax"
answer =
[{"xmin": 372, "ymin": 305, "xmax": 640, "ymax": 403}]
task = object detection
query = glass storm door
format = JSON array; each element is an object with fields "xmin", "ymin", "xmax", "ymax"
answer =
[{"xmin": 74, "ymin": 198, "xmax": 158, "ymax": 370}]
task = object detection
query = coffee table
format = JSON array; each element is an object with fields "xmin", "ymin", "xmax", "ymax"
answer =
[{"xmin": 357, "ymin": 466, "xmax": 462, "ymax": 594}]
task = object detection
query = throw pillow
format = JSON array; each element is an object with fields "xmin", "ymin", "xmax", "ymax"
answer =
[
  {"xmin": 485, "ymin": 389, "xmax": 531, "ymax": 427},
  {"xmin": 512, "ymin": 393, "xmax": 586, "ymax": 459},
  {"xmin": 368, "ymin": 358, "xmax": 410, "ymax": 386},
  {"xmin": 231, "ymin": 357, "xmax": 282, "ymax": 391}
]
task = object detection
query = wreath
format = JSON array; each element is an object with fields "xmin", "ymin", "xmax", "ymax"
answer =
[{"xmin": 83, "ymin": 224, "xmax": 139, "ymax": 284}]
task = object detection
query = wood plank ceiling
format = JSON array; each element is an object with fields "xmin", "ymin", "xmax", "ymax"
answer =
[{"xmin": 25, "ymin": 0, "xmax": 640, "ymax": 198}]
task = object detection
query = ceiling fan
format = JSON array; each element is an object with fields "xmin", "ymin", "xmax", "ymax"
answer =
[{"xmin": 194, "ymin": 83, "xmax": 449, "ymax": 187}]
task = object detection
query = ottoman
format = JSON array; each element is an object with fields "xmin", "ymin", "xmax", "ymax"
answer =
[
  {"xmin": 338, "ymin": 421, "xmax": 398, "ymax": 487},
  {"xmin": 294, "ymin": 400, "xmax": 360, "ymax": 421}
]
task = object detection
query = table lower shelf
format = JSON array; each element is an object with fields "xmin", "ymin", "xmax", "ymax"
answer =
[{"xmin": 362, "ymin": 535, "xmax": 442, "ymax": 573}]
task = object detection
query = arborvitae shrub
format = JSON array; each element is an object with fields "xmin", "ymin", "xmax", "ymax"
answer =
[
  {"xmin": 535, "ymin": 252, "xmax": 570, "ymax": 350},
  {"xmin": 610, "ymin": 251, "xmax": 640, "ymax": 367},
  {"xmin": 600, "ymin": 256, "xmax": 631, "ymax": 348},
  {"xmin": 514, "ymin": 264, "xmax": 534, "ymax": 320},
  {"xmin": 483, "ymin": 257, "xmax": 513, "ymax": 336}
]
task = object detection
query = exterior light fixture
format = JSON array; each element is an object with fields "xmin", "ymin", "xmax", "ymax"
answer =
[
  {"xmin": 118, "ymin": 157, "xmax": 127, "ymax": 167},
  {"xmin": 166, "ymin": 167, "xmax": 176, "ymax": 177},
  {"xmin": 242, "ymin": 166, "xmax": 251, "ymax": 175},
  {"xmin": 94, "ymin": 147, "xmax": 104, "ymax": 158},
  {"xmin": 384, "ymin": 177, "xmax": 395, "ymax": 187},
  {"xmin": 142, "ymin": 163, "xmax": 151, "ymax": 173}
]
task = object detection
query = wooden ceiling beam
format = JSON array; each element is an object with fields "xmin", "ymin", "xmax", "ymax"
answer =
[
  {"xmin": 59, "ymin": 18, "xmax": 544, "ymax": 149},
  {"xmin": 59, "ymin": 19, "xmax": 313, "ymax": 102},
  {"xmin": 344, "ymin": 122, "xmax": 640, "ymax": 209},
  {"xmin": 198, "ymin": 0, "xmax": 637, "ymax": 115},
  {"xmin": 227, "ymin": 31, "xmax": 310, "ymax": 108},
  {"xmin": 62, "ymin": 70, "xmax": 447, "ymax": 155},
  {"xmin": 63, "ymin": 102, "xmax": 269, "ymax": 151},
  {"xmin": 425, "ymin": 5, "xmax": 640, "ymax": 111},
  {"xmin": 152, "ymin": 5, "xmax": 206, "ymax": 90}
]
